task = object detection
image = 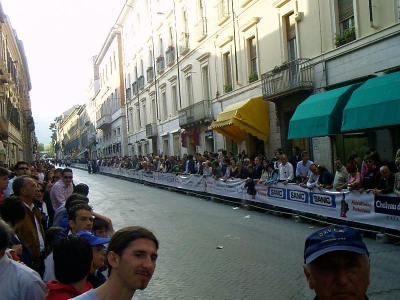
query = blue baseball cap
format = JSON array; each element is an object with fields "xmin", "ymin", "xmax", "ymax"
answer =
[
  {"xmin": 76, "ymin": 231, "xmax": 110, "ymax": 247},
  {"xmin": 304, "ymin": 225, "xmax": 369, "ymax": 264}
]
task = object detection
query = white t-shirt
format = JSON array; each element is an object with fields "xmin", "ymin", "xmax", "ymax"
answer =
[{"xmin": 71, "ymin": 289, "xmax": 100, "ymax": 300}]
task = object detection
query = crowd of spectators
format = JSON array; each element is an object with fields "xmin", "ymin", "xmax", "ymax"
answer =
[
  {"xmin": 78, "ymin": 147, "xmax": 400, "ymax": 198},
  {"xmin": 0, "ymin": 159, "xmax": 115, "ymax": 299}
]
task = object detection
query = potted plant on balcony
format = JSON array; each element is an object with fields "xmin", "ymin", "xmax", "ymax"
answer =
[
  {"xmin": 272, "ymin": 61, "xmax": 289, "ymax": 74},
  {"xmin": 224, "ymin": 82, "xmax": 233, "ymax": 93},
  {"xmin": 156, "ymin": 55, "xmax": 163, "ymax": 62},
  {"xmin": 248, "ymin": 72, "xmax": 258, "ymax": 83},
  {"xmin": 334, "ymin": 33, "xmax": 346, "ymax": 47},
  {"xmin": 343, "ymin": 27, "xmax": 355, "ymax": 43}
]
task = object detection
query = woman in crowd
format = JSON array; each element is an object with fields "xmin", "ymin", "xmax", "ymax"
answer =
[
  {"xmin": 202, "ymin": 161, "xmax": 212, "ymax": 176},
  {"xmin": 229, "ymin": 159, "xmax": 239, "ymax": 179},
  {"xmin": 257, "ymin": 160, "xmax": 270, "ymax": 185},
  {"xmin": 265, "ymin": 162, "xmax": 279, "ymax": 185},
  {"xmin": 346, "ymin": 162, "xmax": 362, "ymax": 191}
]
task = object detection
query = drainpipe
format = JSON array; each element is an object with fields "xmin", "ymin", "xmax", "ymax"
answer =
[
  {"xmin": 369, "ymin": 0, "xmax": 377, "ymax": 29},
  {"xmin": 231, "ymin": 0, "xmax": 239, "ymax": 85}
]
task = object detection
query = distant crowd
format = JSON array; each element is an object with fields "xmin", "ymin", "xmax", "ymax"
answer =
[{"xmin": 78, "ymin": 147, "xmax": 400, "ymax": 198}]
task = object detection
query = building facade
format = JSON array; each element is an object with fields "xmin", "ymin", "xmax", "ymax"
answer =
[
  {"xmin": 0, "ymin": 4, "xmax": 36, "ymax": 166},
  {"xmin": 55, "ymin": 0, "xmax": 400, "ymax": 169}
]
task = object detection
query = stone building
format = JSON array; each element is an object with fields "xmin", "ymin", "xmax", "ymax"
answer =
[
  {"xmin": 58, "ymin": 0, "xmax": 400, "ymax": 169},
  {"xmin": 0, "ymin": 4, "xmax": 36, "ymax": 166}
]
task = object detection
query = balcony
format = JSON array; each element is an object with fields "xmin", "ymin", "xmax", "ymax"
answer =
[
  {"xmin": 156, "ymin": 57, "xmax": 165, "ymax": 73},
  {"xmin": 138, "ymin": 76, "xmax": 144, "ymax": 89},
  {"xmin": 261, "ymin": 58, "xmax": 313, "ymax": 102},
  {"xmin": 195, "ymin": 18, "xmax": 207, "ymax": 42},
  {"xmin": 132, "ymin": 81, "xmax": 138, "ymax": 94},
  {"xmin": 146, "ymin": 123, "xmax": 157, "ymax": 138},
  {"xmin": 146, "ymin": 67, "xmax": 154, "ymax": 82},
  {"xmin": 178, "ymin": 99, "xmax": 213, "ymax": 129},
  {"xmin": 165, "ymin": 47, "xmax": 175, "ymax": 67},
  {"xmin": 179, "ymin": 34, "xmax": 190, "ymax": 56},
  {"xmin": 96, "ymin": 114, "xmax": 112, "ymax": 130}
]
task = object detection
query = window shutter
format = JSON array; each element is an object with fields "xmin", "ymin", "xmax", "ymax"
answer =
[{"xmin": 338, "ymin": 0, "xmax": 354, "ymax": 22}]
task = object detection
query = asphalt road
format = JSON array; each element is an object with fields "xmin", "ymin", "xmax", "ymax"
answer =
[{"xmin": 72, "ymin": 167, "xmax": 400, "ymax": 300}]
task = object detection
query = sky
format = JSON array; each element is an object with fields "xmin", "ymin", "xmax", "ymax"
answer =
[{"xmin": 1, "ymin": 0, "xmax": 126, "ymax": 145}]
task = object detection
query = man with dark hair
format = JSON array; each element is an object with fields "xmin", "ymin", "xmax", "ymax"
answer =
[
  {"xmin": 0, "ymin": 220, "xmax": 46, "ymax": 299},
  {"xmin": 72, "ymin": 226, "xmax": 159, "ymax": 300},
  {"xmin": 74, "ymin": 183, "xmax": 90, "ymax": 196},
  {"xmin": 303, "ymin": 225, "xmax": 370, "ymax": 299},
  {"xmin": 44, "ymin": 202, "xmax": 94, "ymax": 283},
  {"xmin": 327, "ymin": 158, "xmax": 349, "ymax": 191},
  {"xmin": 67, "ymin": 203, "xmax": 94, "ymax": 234},
  {"xmin": 290, "ymin": 146, "xmax": 301, "ymax": 180},
  {"xmin": 12, "ymin": 175, "xmax": 45, "ymax": 273},
  {"xmin": 295, "ymin": 151, "xmax": 313, "ymax": 184},
  {"xmin": 45, "ymin": 235, "xmax": 94, "ymax": 299},
  {"xmin": 3, "ymin": 161, "xmax": 29, "ymax": 197},
  {"xmin": 53, "ymin": 193, "xmax": 89, "ymax": 227},
  {"xmin": 50, "ymin": 167, "xmax": 74, "ymax": 210},
  {"xmin": 0, "ymin": 196, "xmax": 32, "ymax": 266}
]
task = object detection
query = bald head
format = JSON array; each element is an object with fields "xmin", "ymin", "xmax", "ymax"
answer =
[{"xmin": 380, "ymin": 166, "xmax": 391, "ymax": 179}]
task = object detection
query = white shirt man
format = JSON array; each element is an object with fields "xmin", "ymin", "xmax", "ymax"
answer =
[
  {"xmin": 300, "ymin": 164, "xmax": 319, "ymax": 189},
  {"xmin": 277, "ymin": 155, "xmax": 294, "ymax": 184}
]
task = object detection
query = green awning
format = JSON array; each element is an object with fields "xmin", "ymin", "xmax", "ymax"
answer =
[
  {"xmin": 342, "ymin": 71, "xmax": 400, "ymax": 131},
  {"xmin": 288, "ymin": 83, "xmax": 361, "ymax": 139}
]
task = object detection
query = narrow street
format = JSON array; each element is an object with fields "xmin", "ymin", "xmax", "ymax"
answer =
[{"xmin": 73, "ymin": 168, "xmax": 400, "ymax": 300}]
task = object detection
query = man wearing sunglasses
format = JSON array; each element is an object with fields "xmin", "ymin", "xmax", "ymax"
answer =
[
  {"xmin": 3, "ymin": 161, "xmax": 29, "ymax": 197},
  {"xmin": 50, "ymin": 168, "xmax": 74, "ymax": 210}
]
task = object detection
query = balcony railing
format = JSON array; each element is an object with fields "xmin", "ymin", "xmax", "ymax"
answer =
[
  {"xmin": 195, "ymin": 17, "xmax": 207, "ymax": 42},
  {"xmin": 178, "ymin": 99, "xmax": 213, "ymax": 129},
  {"xmin": 156, "ymin": 57, "xmax": 165, "ymax": 73},
  {"xmin": 146, "ymin": 67, "xmax": 154, "ymax": 82},
  {"xmin": 146, "ymin": 123, "xmax": 157, "ymax": 138},
  {"xmin": 138, "ymin": 76, "xmax": 144, "ymax": 89},
  {"xmin": 96, "ymin": 114, "xmax": 112, "ymax": 130},
  {"xmin": 179, "ymin": 34, "xmax": 190, "ymax": 55},
  {"xmin": 261, "ymin": 58, "xmax": 313, "ymax": 102},
  {"xmin": 166, "ymin": 47, "xmax": 175, "ymax": 66},
  {"xmin": 132, "ymin": 81, "xmax": 138, "ymax": 94}
]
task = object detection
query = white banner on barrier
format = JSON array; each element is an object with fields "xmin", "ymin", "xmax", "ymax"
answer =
[
  {"xmin": 175, "ymin": 174, "xmax": 205, "ymax": 192},
  {"xmin": 154, "ymin": 172, "xmax": 177, "ymax": 187},
  {"xmin": 253, "ymin": 183, "xmax": 400, "ymax": 230},
  {"xmin": 205, "ymin": 177, "xmax": 245, "ymax": 199},
  {"xmin": 142, "ymin": 171, "xmax": 155, "ymax": 183},
  {"xmin": 76, "ymin": 164, "xmax": 400, "ymax": 230}
]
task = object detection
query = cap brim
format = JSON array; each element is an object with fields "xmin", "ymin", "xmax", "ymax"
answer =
[
  {"xmin": 91, "ymin": 237, "xmax": 110, "ymax": 246},
  {"xmin": 305, "ymin": 245, "xmax": 368, "ymax": 264}
]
